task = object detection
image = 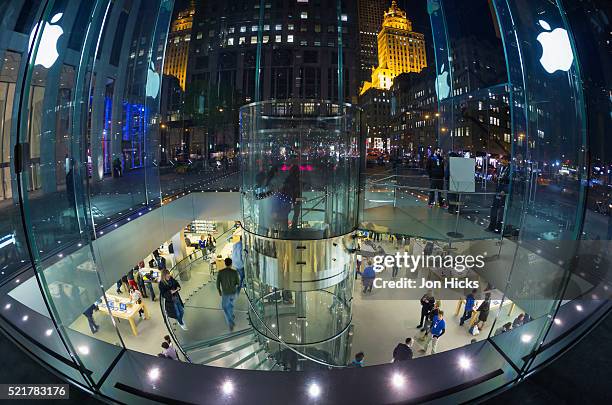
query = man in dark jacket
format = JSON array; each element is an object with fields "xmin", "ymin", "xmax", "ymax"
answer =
[
  {"xmin": 427, "ymin": 149, "xmax": 445, "ymax": 206},
  {"xmin": 217, "ymin": 258, "xmax": 240, "ymax": 331},
  {"xmin": 83, "ymin": 303, "xmax": 99, "ymax": 334},
  {"xmin": 417, "ymin": 291, "xmax": 435, "ymax": 329},
  {"xmin": 393, "ymin": 338, "xmax": 414, "ymax": 361}
]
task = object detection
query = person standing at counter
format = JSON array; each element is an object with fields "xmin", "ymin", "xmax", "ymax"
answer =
[
  {"xmin": 417, "ymin": 291, "xmax": 435, "ymax": 329},
  {"xmin": 159, "ymin": 269, "xmax": 187, "ymax": 330},
  {"xmin": 217, "ymin": 258, "xmax": 240, "ymax": 331},
  {"xmin": 143, "ymin": 270, "xmax": 156, "ymax": 301},
  {"xmin": 459, "ymin": 289, "xmax": 478, "ymax": 326},
  {"xmin": 232, "ymin": 235, "xmax": 245, "ymax": 295},
  {"xmin": 475, "ymin": 292, "xmax": 492, "ymax": 330}
]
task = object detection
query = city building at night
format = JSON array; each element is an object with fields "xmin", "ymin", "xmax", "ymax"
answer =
[
  {"xmin": 360, "ymin": 1, "xmax": 427, "ymax": 95},
  {"xmin": 163, "ymin": 3, "xmax": 195, "ymax": 90},
  {"xmin": 357, "ymin": 0, "xmax": 388, "ymax": 85},
  {"xmin": 0, "ymin": 1, "xmax": 610, "ymax": 404}
]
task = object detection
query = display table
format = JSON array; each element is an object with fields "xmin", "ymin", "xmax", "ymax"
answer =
[
  {"xmin": 99, "ymin": 294, "xmax": 150, "ymax": 336},
  {"xmin": 454, "ymin": 290, "xmax": 515, "ymax": 326},
  {"xmin": 138, "ymin": 267, "xmax": 161, "ymax": 282}
]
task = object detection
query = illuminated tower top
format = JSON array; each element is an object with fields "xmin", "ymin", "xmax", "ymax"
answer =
[
  {"xmin": 382, "ymin": 0, "xmax": 412, "ymax": 31},
  {"xmin": 360, "ymin": 1, "xmax": 426, "ymax": 95}
]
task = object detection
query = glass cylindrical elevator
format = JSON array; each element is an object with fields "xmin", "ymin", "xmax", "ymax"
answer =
[{"xmin": 239, "ymin": 100, "xmax": 362, "ymax": 368}]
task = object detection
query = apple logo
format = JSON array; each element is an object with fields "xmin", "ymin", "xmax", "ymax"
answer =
[
  {"xmin": 536, "ymin": 20, "xmax": 574, "ymax": 74},
  {"xmin": 146, "ymin": 60, "xmax": 161, "ymax": 98},
  {"xmin": 29, "ymin": 13, "xmax": 64, "ymax": 69},
  {"xmin": 435, "ymin": 63, "xmax": 450, "ymax": 100},
  {"xmin": 427, "ymin": 0, "xmax": 440, "ymax": 15}
]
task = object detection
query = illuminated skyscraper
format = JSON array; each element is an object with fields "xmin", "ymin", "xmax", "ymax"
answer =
[
  {"xmin": 360, "ymin": 1, "xmax": 427, "ymax": 95},
  {"xmin": 164, "ymin": 5, "xmax": 195, "ymax": 90},
  {"xmin": 357, "ymin": 0, "xmax": 388, "ymax": 85}
]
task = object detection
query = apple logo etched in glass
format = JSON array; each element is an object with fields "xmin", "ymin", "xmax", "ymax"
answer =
[
  {"xmin": 146, "ymin": 61, "xmax": 161, "ymax": 98},
  {"xmin": 435, "ymin": 63, "xmax": 450, "ymax": 100},
  {"xmin": 29, "ymin": 13, "xmax": 64, "ymax": 69},
  {"xmin": 536, "ymin": 20, "xmax": 574, "ymax": 74}
]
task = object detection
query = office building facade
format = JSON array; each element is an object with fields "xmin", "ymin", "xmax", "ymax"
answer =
[{"xmin": 360, "ymin": 1, "xmax": 427, "ymax": 95}]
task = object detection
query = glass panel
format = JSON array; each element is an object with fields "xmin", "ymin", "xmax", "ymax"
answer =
[{"xmin": 487, "ymin": 0, "xmax": 588, "ymax": 368}]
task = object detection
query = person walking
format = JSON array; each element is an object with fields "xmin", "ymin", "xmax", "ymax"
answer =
[
  {"xmin": 475, "ymin": 292, "xmax": 491, "ymax": 330},
  {"xmin": 423, "ymin": 310, "xmax": 446, "ymax": 355},
  {"xmin": 159, "ymin": 269, "xmax": 187, "ymax": 330},
  {"xmin": 231, "ymin": 235, "xmax": 245, "ymax": 295},
  {"xmin": 417, "ymin": 291, "xmax": 435, "ymax": 329},
  {"xmin": 361, "ymin": 260, "xmax": 376, "ymax": 294},
  {"xmin": 82, "ymin": 303, "xmax": 99, "ymax": 334},
  {"xmin": 217, "ymin": 258, "xmax": 240, "ymax": 331},
  {"xmin": 427, "ymin": 149, "xmax": 445, "ymax": 207},
  {"xmin": 459, "ymin": 289, "xmax": 478, "ymax": 326},
  {"xmin": 393, "ymin": 338, "xmax": 414, "ymax": 361}
]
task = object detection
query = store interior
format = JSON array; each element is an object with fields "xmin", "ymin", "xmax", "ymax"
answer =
[{"xmin": 6, "ymin": 216, "xmax": 533, "ymax": 367}]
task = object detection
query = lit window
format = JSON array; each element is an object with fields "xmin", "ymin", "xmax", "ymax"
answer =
[
  {"xmin": 275, "ymin": 24, "xmax": 282, "ymax": 30},
  {"xmin": 196, "ymin": 32, "xmax": 203, "ymax": 39},
  {"xmin": 288, "ymin": 24, "xmax": 295, "ymax": 30},
  {"xmin": 251, "ymin": 36, "xmax": 258, "ymax": 44},
  {"xmin": 314, "ymin": 24, "xmax": 321, "ymax": 33},
  {"xmin": 227, "ymin": 38, "xmax": 234, "ymax": 46},
  {"xmin": 251, "ymin": 25, "xmax": 258, "ymax": 32},
  {"xmin": 300, "ymin": 12, "xmax": 308, "ymax": 19},
  {"xmin": 341, "ymin": 14, "xmax": 348, "ymax": 21},
  {"xmin": 287, "ymin": 35, "xmax": 294, "ymax": 43},
  {"xmin": 263, "ymin": 35, "xmax": 269, "ymax": 43},
  {"xmin": 239, "ymin": 37, "xmax": 246, "ymax": 44},
  {"xmin": 275, "ymin": 35, "xmax": 282, "ymax": 43},
  {"xmin": 228, "ymin": 27, "xmax": 235, "ymax": 34},
  {"xmin": 240, "ymin": 26, "xmax": 246, "ymax": 33},
  {"xmin": 300, "ymin": 40, "xmax": 307, "ymax": 46},
  {"xmin": 264, "ymin": 24, "xmax": 270, "ymax": 31}
]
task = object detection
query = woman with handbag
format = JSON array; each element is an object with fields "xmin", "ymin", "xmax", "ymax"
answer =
[{"xmin": 159, "ymin": 269, "xmax": 187, "ymax": 330}]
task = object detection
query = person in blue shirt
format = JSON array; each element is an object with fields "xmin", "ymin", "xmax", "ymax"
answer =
[
  {"xmin": 361, "ymin": 260, "xmax": 376, "ymax": 294},
  {"xmin": 349, "ymin": 352, "xmax": 365, "ymax": 367},
  {"xmin": 231, "ymin": 236, "xmax": 245, "ymax": 294},
  {"xmin": 460, "ymin": 289, "xmax": 478, "ymax": 326},
  {"xmin": 423, "ymin": 310, "xmax": 446, "ymax": 354}
]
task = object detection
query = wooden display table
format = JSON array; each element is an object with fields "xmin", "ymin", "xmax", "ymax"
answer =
[{"xmin": 99, "ymin": 295, "xmax": 150, "ymax": 336}]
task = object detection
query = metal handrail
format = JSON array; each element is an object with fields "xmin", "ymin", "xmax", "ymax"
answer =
[
  {"xmin": 159, "ymin": 225, "xmax": 238, "ymax": 363},
  {"xmin": 367, "ymin": 181, "xmax": 502, "ymax": 196},
  {"xmin": 242, "ymin": 288, "xmax": 347, "ymax": 369}
]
